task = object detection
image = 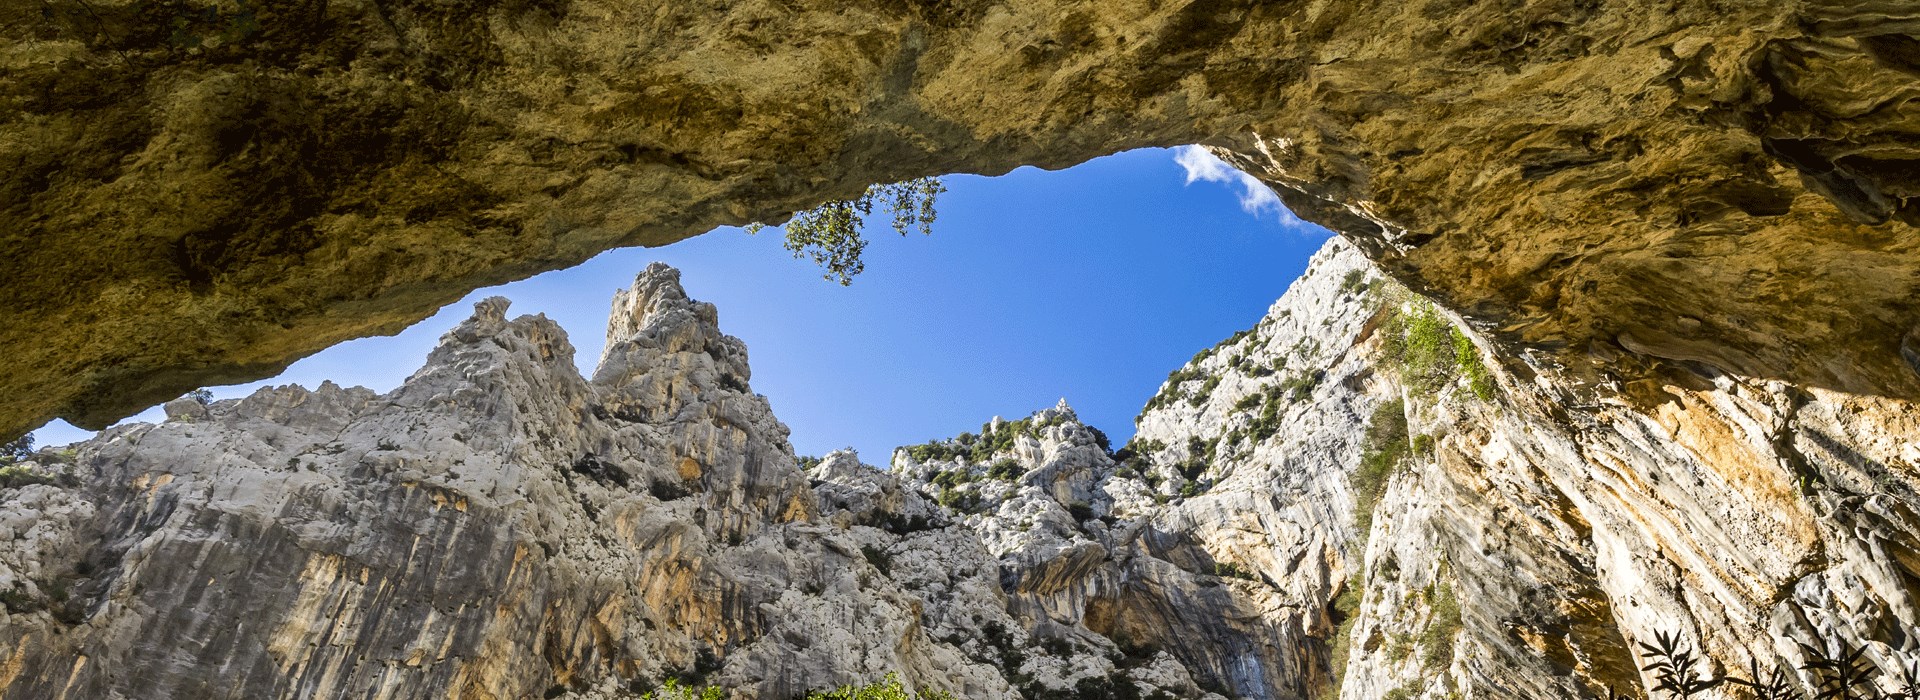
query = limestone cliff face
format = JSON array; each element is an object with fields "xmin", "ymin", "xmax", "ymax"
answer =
[
  {"xmin": 1046, "ymin": 238, "xmax": 1920, "ymax": 699},
  {"xmin": 880, "ymin": 245, "xmax": 1391, "ymax": 700},
  {"xmin": 889, "ymin": 402, "xmax": 1285, "ymax": 700},
  {"xmin": 3, "ymin": 242, "xmax": 1918, "ymax": 699},
  {"xmin": 894, "ymin": 234, "xmax": 1920, "ymax": 698},
  {"xmin": 1337, "ymin": 302, "xmax": 1920, "ymax": 700},
  {"xmin": 5, "ymin": 0, "xmax": 1916, "ymax": 449},
  {"xmin": 0, "ymin": 266, "xmax": 1030, "ymax": 699}
]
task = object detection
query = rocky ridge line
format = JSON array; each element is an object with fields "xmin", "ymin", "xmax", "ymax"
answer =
[{"xmin": 4, "ymin": 237, "xmax": 1918, "ymax": 699}]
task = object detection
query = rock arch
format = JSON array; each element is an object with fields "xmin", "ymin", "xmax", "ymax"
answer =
[{"xmin": 3, "ymin": 0, "xmax": 1916, "ymax": 437}]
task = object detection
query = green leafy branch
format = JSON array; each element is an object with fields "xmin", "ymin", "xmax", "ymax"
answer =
[{"xmin": 747, "ymin": 177, "xmax": 946, "ymax": 286}]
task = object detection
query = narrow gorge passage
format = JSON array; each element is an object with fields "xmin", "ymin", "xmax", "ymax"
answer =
[
  {"xmin": 4, "ymin": 1, "xmax": 1918, "ymax": 697},
  {"xmin": 3, "ymin": 237, "xmax": 1914, "ymax": 700}
]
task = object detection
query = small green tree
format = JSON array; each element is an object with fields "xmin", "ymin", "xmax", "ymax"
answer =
[
  {"xmin": 748, "ymin": 177, "xmax": 946, "ymax": 285},
  {"xmin": 1351, "ymin": 399, "xmax": 1409, "ymax": 537}
]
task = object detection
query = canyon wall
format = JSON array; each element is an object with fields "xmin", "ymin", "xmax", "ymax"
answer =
[
  {"xmin": 3, "ymin": 240, "xmax": 1917, "ymax": 698},
  {"xmin": 1107, "ymin": 240, "xmax": 1920, "ymax": 699},
  {"xmin": 0, "ymin": 264, "xmax": 1238, "ymax": 699}
]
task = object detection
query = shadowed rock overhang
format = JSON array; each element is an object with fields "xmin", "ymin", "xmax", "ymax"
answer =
[{"xmin": 2, "ymin": 0, "xmax": 1916, "ymax": 437}]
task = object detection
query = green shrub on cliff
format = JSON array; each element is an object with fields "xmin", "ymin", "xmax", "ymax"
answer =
[
  {"xmin": 1380, "ymin": 299, "xmax": 1495, "ymax": 400},
  {"xmin": 1453, "ymin": 331, "xmax": 1494, "ymax": 401},
  {"xmin": 635, "ymin": 680, "xmax": 724, "ymax": 700},
  {"xmin": 1352, "ymin": 399, "xmax": 1410, "ymax": 537},
  {"xmin": 1420, "ymin": 574, "xmax": 1462, "ymax": 670},
  {"xmin": 805, "ymin": 673, "xmax": 955, "ymax": 699},
  {"xmin": 0, "ymin": 464, "xmax": 64, "ymax": 491},
  {"xmin": 1325, "ymin": 570, "xmax": 1367, "ymax": 697},
  {"xmin": 1141, "ymin": 366, "xmax": 1208, "ymax": 414}
]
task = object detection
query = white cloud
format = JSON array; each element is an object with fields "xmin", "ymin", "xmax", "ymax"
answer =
[{"xmin": 1172, "ymin": 145, "xmax": 1303, "ymax": 226}]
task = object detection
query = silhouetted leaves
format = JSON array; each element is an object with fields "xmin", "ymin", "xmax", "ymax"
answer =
[
  {"xmin": 1799, "ymin": 639, "xmax": 1877, "ymax": 700},
  {"xmin": 1638, "ymin": 630, "xmax": 1722, "ymax": 697},
  {"xmin": 1728, "ymin": 658, "xmax": 1801, "ymax": 700}
]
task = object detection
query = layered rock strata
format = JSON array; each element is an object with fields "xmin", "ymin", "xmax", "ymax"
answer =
[
  {"xmin": 1060, "ymin": 239, "xmax": 1920, "ymax": 699},
  {"xmin": 896, "ymin": 235, "xmax": 1920, "ymax": 699},
  {"xmin": 4, "ymin": 238, "xmax": 1919, "ymax": 699}
]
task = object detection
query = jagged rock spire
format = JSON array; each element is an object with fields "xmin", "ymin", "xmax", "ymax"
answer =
[{"xmin": 600, "ymin": 263, "xmax": 717, "ymax": 368}]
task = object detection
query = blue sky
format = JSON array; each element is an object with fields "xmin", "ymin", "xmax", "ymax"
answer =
[{"xmin": 34, "ymin": 147, "xmax": 1332, "ymax": 464}]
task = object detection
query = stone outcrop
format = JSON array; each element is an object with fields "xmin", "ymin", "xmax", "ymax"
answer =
[
  {"xmin": 1336, "ymin": 293, "xmax": 1920, "ymax": 699},
  {"xmin": 0, "ymin": 265, "xmax": 1036, "ymax": 699},
  {"xmin": 3, "ymin": 239, "xmax": 1918, "ymax": 699},
  {"xmin": 894, "ymin": 235, "xmax": 1920, "ymax": 698},
  {"xmin": 4, "ymin": 0, "xmax": 1916, "ymax": 444},
  {"xmin": 1049, "ymin": 238, "xmax": 1920, "ymax": 699},
  {"xmin": 879, "ymin": 243, "xmax": 1392, "ymax": 699}
]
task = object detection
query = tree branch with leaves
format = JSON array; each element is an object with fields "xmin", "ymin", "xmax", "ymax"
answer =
[{"xmin": 747, "ymin": 177, "xmax": 946, "ymax": 286}]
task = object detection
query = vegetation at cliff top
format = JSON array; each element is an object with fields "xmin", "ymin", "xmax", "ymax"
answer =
[
  {"xmin": 900, "ymin": 410, "xmax": 1077, "ymax": 466},
  {"xmin": 1139, "ymin": 325, "xmax": 1269, "ymax": 416},
  {"xmin": 1380, "ymin": 299, "xmax": 1494, "ymax": 401},
  {"xmin": 905, "ymin": 410, "xmax": 1105, "ymax": 514},
  {"xmin": 746, "ymin": 177, "xmax": 946, "ymax": 286},
  {"xmin": 0, "ymin": 436, "xmax": 79, "ymax": 492},
  {"xmin": 0, "ymin": 464, "xmax": 72, "ymax": 491},
  {"xmin": 1111, "ymin": 437, "xmax": 1163, "ymax": 483}
]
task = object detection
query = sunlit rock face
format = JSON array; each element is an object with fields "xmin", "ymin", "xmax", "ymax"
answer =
[
  {"xmin": 0, "ymin": 266, "xmax": 1027, "ymax": 699},
  {"xmin": 2, "ymin": 242, "xmax": 1916, "ymax": 699},
  {"xmin": 1068, "ymin": 239, "xmax": 1920, "ymax": 699},
  {"xmin": 4, "ymin": 0, "xmax": 1915, "ymax": 444},
  {"xmin": 898, "ymin": 237, "xmax": 1920, "ymax": 699}
]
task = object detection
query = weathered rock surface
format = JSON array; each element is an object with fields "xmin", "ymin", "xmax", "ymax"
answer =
[
  {"xmin": 900, "ymin": 235, "xmax": 1920, "ymax": 698},
  {"xmin": 0, "ymin": 265, "xmax": 1042, "ymax": 699},
  {"xmin": 4, "ymin": 0, "xmax": 1916, "ymax": 442},
  {"xmin": 4, "ymin": 238, "xmax": 1918, "ymax": 699},
  {"xmin": 1082, "ymin": 238, "xmax": 1920, "ymax": 699},
  {"xmin": 881, "ymin": 243, "xmax": 1393, "ymax": 699},
  {"xmin": 1339, "ymin": 304, "xmax": 1920, "ymax": 699}
]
